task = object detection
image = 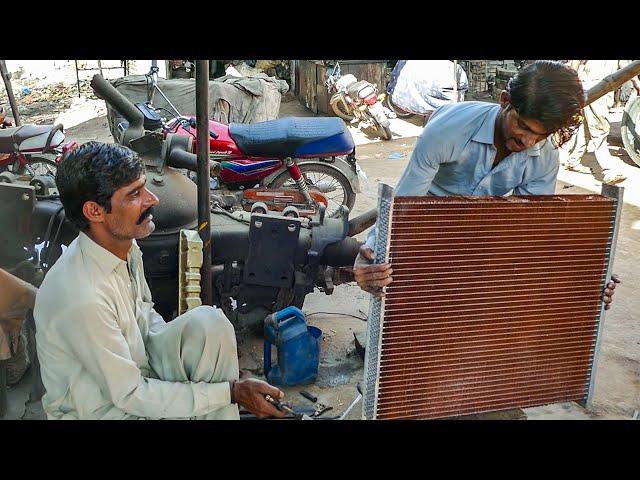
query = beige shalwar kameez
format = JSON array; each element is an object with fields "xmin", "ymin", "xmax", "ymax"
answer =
[{"xmin": 34, "ymin": 232, "xmax": 239, "ymax": 420}]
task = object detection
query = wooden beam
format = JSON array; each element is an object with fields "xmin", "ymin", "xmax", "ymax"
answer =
[{"xmin": 585, "ymin": 60, "xmax": 640, "ymax": 106}]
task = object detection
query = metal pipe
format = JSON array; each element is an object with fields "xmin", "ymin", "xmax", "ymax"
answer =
[
  {"xmin": 90, "ymin": 74, "xmax": 144, "ymax": 130},
  {"xmin": 348, "ymin": 208, "xmax": 378, "ymax": 237},
  {"xmin": 168, "ymin": 148, "xmax": 198, "ymax": 170},
  {"xmin": 585, "ymin": 60, "xmax": 640, "ymax": 106},
  {"xmin": 90, "ymin": 74, "xmax": 145, "ymax": 148},
  {"xmin": 453, "ymin": 60, "xmax": 458, "ymax": 102},
  {"xmin": 322, "ymin": 236, "xmax": 362, "ymax": 267},
  {"xmin": 75, "ymin": 60, "xmax": 81, "ymax": 98},
  {"xmin": 196, "ymin": 60, "xmax": 212, "ymax": 306},
  {"xmin": 0, "ymin": 60, "xmax": 22, "ymax": 126}
]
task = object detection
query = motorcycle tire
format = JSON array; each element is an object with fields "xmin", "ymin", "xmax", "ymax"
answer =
[
  {"xmin": 18, "ymin": 157, "xmax": 58, "ymax": 179},
  {"xmin": 268, "ymin": 163, "xmax": 355, "ymax": 218},
  {"xmin": 383, "ymin": 94, "xmax": 414, "ymax": 119},
  {"xmin": 378, "ymin": 124, "xmax": 393, "ymax": 141},
  {"xmin": 330, "ymin": 94, "xmax": 356, "ymax": 122},
  {"xmin": 621, "ymin": 92, "xmax": 640, "ymax": 167}
]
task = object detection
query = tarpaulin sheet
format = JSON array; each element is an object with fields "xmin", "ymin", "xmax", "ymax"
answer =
[{"xmin": 105, "ymin": 74, "xmax": 289, "ymax": 140}]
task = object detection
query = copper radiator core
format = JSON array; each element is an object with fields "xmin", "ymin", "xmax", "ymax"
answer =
[{"xmin": 363, "ymin": 184, "xmax": 623, "ymax": 420}]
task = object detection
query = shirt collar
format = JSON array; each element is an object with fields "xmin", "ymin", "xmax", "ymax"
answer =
[
  {"xmin": 471, "ymin": 104, "xmax": 546, "ymax": 156},
  {"xmin": 471, "ymin": 105, "xmax": 500, "ymax": 145},
  {"xmin": 78, "ymin": 231, "xmax": 139, "ymax": 275}
]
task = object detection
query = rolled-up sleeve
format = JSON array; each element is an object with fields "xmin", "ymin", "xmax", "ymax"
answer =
[{"xmin": 61, "ymin": 302, "xmax": 230, "ymax": 419}]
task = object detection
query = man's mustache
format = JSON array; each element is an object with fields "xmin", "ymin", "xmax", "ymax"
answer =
[{"xmin": 137, "ymin": 206, "xmax": 154, "ymax": 225}]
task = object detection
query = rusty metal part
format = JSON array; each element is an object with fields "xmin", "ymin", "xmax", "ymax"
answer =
[
  {"xmin": 348, "ymin": 208, "xmax": 377, "ymax": 237},
  {"xmin": 241, "ymin": 188, "xmax": 328, "ymax": 217},
  {"xmin": 196, "ymin": 60, "xmax": 212, "ymax": 306},
  {"xmin": 365, "ymin": 190, "xmax": 621, "ymax": 420},
  {"xmin": 312, "ymin": 404, "xmax": 333, "ymax": 417},
  {"xmin": 332, "ymin": 266, "xmax": 355, "ymax": 286}
]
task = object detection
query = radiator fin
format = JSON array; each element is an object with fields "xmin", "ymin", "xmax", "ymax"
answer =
[{"xmin": 371, "ymin": 194, "xmax": 617, "ymax": 420}]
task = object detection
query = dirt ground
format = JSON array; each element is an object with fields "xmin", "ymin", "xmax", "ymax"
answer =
[{"xmin": 4, "ymin": 83, "xmax": 639, "ymax": 421}]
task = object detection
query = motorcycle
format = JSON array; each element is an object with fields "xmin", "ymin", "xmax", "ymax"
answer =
[
  {"xmin": 325, "ymin": 62, "xmax": 395, "ymax": 141},
  {"xmin": 25, "ymin": 73, "xmax": 375, "ymax": 328},
  {"xmin": 114, "ymin": 91, "xmax": 366, "ymax": 219},
  {"xmin": 0, "ymin": 122, "xmax": 77, "ymax": 183}
]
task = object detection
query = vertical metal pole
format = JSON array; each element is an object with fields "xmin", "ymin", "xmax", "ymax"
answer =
[
  {"xmin": 0, "ymin": 60, "xmax": 22, "ymax": 126},
  {"xmin": 75, "ymin": 60, "xmax": 81, "ymax": 98},
  {"xmin": 580, "ymin": 184, "xmax": 624, "ymax": 409},
  {"xmin": 453, "ymin": 60, "xmax": 459, "ymax": 102},
  {"xmin": 97, "ymin": 59, "xmax": 104, "ymax": 77},
  {"xmin": 195, "ymin": 60, "xmax": 212, "ymax": 306},
  {"xmin": 149, "ymin": 59, "xmax": 158, "ymax": 105}
]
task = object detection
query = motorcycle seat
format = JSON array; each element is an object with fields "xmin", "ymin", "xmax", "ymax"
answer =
[
  {"xmin": 347, "ymin": 80, "xmax": 374, "ymax": 98},
  {"xmin": 0, "ymin": 125, "xmax": 58, "ymax": 153},
  {"xmin": 229, "ymin": 117, "xmax": 354, "ymax": 158}
]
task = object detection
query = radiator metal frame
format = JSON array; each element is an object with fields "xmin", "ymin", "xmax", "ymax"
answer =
[
  {"xmin": 363, "ymin": 183, "xmax": 394, "ymax": 420},
  {"xmin": 580, "ymin": 184, "xmax": 624, "ymax": 408},
  {"xmin": 363, "ymin": 184, "xmax": 623, "ymax": 419}
]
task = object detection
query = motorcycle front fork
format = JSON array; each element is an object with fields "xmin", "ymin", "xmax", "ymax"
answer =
[{"xmin": 285, "ymin": 157, "xmax": 314, "ymax": 205}]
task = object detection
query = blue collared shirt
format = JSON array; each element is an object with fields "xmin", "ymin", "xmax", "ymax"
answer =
[{"xmin": 366, "ymin": 101, "xmax": 560, "ymax": 249}]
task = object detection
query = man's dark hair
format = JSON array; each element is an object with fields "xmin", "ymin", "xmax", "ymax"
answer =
[
  {"xmin": 56, "ymin": 141, "xmax": 145, "ymax": 231},
  {"xmin": 506, "ymin": 60, "xmax": 585, "ymax": 147}
]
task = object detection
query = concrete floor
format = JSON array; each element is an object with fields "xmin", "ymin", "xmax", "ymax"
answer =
[{"xmin": 4, "ymin": 95, "xmax": 639, "ymax": 420}]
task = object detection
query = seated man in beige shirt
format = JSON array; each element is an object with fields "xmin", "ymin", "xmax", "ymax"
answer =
[{"xmin": 34, "ymin": 141, "xmax": 286, "ymax": 420}]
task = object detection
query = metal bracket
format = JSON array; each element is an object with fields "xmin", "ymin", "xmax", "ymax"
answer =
[{"xmin": 243, "ymin": 214, "xmax": 302, "ymax": 288}]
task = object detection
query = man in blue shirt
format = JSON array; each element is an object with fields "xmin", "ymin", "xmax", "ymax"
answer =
[{"xmin": 354, "ymin": 60, "xmax": 619, "ymax": 305}]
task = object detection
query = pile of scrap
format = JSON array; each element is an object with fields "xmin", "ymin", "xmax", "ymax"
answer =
[{"xmin": 1, "ymin": 79, "xmax": 98, "ymax": 125}]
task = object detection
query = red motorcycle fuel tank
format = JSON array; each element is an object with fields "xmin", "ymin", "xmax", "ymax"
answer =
[{"xmin": 173, "ymin": 119, "xmax": 284, "ymax": 186}]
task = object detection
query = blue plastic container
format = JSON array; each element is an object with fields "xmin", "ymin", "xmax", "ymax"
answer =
[{"xmin": 263, "ymin": 306, "xmax": 321, "ymax": 386}]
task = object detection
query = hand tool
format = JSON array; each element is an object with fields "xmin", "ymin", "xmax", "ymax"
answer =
[
  {"xmin": 265, "ymin": 394, "xmax": 314, "ymax": 420},
  {"xmin": 300, "ymin": 390, "xmax": 318, "ymax": 403},
  {"xmin": 312, "ymin": 403, "xmax": 333, "ymax": 418}
]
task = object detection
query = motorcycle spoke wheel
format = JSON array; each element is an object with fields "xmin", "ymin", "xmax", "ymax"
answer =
[
  {"xmin": 270, "ymin": 164, "xmax": 355, "ymax": 218},
  {"xmin": 330, "ymin": 96, "xmax": 355, "ymax": 122},
  {"xmin": 378, "ymin": 124, "xmax": 393, "ymax": 141}
]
